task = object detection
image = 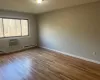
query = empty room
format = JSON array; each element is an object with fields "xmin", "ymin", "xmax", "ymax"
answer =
[{"xmin": 0, "ymin": 0, "xmax": 100, "ymax": 80}]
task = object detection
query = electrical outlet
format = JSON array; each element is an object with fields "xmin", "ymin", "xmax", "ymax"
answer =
[{"xmin": 93, "ymin": 52, "xmax": 96, "ymax": 55}]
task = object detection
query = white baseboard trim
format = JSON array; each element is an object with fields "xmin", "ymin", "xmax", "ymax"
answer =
[{"xmin": 40, "ymin": 46, "xmax": 100, "ymax": 64}]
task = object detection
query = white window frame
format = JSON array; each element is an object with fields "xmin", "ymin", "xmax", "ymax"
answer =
[{"xmin": 0, "ymin": 17, "xmax": 29, "ymax": 38}]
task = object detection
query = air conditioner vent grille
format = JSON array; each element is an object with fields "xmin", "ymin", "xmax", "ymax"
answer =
[{"xmin": 9, "ymin": 39, "xmax": 19, "ymax": 46}]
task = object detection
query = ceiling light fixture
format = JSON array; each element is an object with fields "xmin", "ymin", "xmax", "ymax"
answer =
[{"xmin": 36, "ymin": 0, "xmax": 43, "ymax": 3}]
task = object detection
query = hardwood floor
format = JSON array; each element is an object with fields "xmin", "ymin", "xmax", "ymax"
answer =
[{"xmin": 0, "ymin": 48, "xmax": 100, "ymax": 80}]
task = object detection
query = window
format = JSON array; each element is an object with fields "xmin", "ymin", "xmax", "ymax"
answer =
[
  {"xmin": 0, "ymin": 18, "xmax": 29, "ymax": 38},
  {"xmin": 0, "ymin": 18, "xmax": 3, "ymax": 37}
]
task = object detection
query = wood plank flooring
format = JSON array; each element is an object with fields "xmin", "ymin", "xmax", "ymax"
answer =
[{"xmin": 0, "ymin": 48, "xmax": 100, "ymax": 80}]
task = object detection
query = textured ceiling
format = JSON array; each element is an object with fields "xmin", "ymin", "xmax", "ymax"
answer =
[{"xmin": 0, "ymin": 0, "xmax": 99, "ymax": 14}]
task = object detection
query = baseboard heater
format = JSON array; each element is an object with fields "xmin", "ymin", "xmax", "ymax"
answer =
[{"xmin": 0, "ymin": 51, "xmax": 5, "ymax": 54}]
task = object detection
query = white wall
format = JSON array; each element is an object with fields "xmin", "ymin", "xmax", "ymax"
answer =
[
  {"xmin": 0, "ymin": 10, "xmax": 37, "ymax": 53},
  {"xmin": 38, "ymin": 2, "xmax": 100, "ymax": 62}
]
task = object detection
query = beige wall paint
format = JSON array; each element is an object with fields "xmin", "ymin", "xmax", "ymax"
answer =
[
  {"xmin": 38, "ymin": 2, "xmax": 100, "ymax": 62},
  {"xmin": 0, "ymin": 10, "xmax": 37, "ymax": 53}
]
